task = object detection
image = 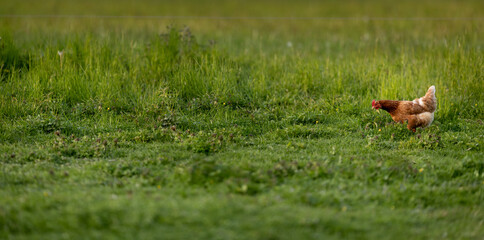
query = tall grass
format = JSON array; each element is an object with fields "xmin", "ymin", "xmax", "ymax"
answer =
[{"xmin": 0, "ymin": 22, "xmax": 482, "ymax": 122}]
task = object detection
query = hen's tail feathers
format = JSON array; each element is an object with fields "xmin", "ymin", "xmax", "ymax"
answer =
[
  {"xmin": 425, "ymin": 85, "xmax": 436, "ymax": 98},
  {"xmin": 422, "ymin": 85, "xmax": 437, "ymax": 113}
]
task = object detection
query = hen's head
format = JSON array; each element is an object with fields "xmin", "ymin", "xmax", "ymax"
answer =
[{"xmin": 372, "ymin": 100, "xmax": 382, "ymax": 110}]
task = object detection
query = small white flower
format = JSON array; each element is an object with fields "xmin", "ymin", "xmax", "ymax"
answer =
[
  {"xmin": 286, "ymin": 41, "xmax": 293, "ymax": 48},
  {"xmin": 58, "ymin": 50, "xmax": 65, "ymax": 69}
]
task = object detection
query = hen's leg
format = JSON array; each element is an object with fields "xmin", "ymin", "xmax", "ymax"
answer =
[{"xmin": 406, "ymin": 115, "xmax": 417, "ymax": 132}]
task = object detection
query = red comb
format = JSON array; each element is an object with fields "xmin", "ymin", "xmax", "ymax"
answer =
[{"xmin": 372, "ymin": 100, "xmax": 375, "ymax": 106}]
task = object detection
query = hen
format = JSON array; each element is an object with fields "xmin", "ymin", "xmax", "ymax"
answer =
[{"xmin": 372, "ymin": 86, "xmax": 437, "ymax": 132}]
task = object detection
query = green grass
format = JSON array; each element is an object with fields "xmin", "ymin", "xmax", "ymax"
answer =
[{"xmin": 1, "ymin": 0, "xmax": 483, "ymax": 239}]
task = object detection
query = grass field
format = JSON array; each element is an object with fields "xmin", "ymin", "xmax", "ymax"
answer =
[{"xmin": 1, "ymin": 0, "xmax": 483, "ymax": 239}]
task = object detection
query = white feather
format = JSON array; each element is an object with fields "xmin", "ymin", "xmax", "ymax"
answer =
[
  {"xmin": 417, "ymin": 112, "xmax": 434, "ymax": 127},
  {"xmin": 418, "ymin": 98, "xmax": 425, "ymax": 106}
]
